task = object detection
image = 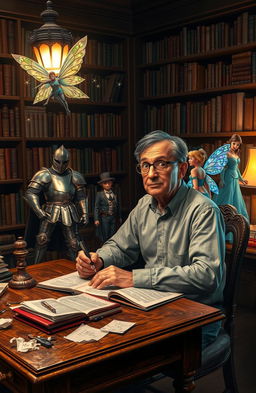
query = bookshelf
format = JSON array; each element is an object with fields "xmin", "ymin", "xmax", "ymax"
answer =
[
  {"xmin": 0, "ymin": 10, "xmax": 131, "ymax": 263},
  {"xmin": 135, "ymin": 6, "xmax": 256, "ymax": 218}
]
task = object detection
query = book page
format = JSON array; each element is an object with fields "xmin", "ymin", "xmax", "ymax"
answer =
[
  {"xmin": 110, "ymin": 287, "xmax": 182, "ymax": 308},
  {"xmin": 19, "ymin": 298, "xmax": 81, "ymax": 320},
  {"xmin": 38, "ymin": 271, "xmax": 118, "ymax": 298},
  {"xmin": 59, "ymin": 293, "xmax": 116, "ymax": 314},
  {"xmin": 38, "ymin": 271, "xmax": 90, "ymax": 290}
]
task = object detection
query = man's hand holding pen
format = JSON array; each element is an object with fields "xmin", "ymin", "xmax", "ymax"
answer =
[
  {"xmin": 76, "ymin": 250, "xmax": 133, "ymax": 289},
  {"xmin": 76, "ymin": 250, "xmax": 103, "ymax": 278}
]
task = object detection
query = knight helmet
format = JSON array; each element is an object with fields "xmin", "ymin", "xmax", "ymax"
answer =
[{"xmin": 52, "ymin": 145, "xmax": 69, "ymax": 174}]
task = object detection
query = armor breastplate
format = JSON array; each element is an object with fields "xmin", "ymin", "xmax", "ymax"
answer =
[
  {"xmin": 44, "ymin": 172, "xmax": 75, "ymax": 203},
  {"xmin": 43, "ymin": 171, "xmax": 79, "ymax": 226}
]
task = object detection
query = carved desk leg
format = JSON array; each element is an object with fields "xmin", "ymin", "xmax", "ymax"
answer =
[{"xmin": 173, "ymin": 328, "xmax": 201, "ymax": 393}]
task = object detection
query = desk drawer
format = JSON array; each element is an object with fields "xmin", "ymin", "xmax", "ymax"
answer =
[{"xmin": 0, "ymin": 359, "xmax": 29, "ymax": 393}]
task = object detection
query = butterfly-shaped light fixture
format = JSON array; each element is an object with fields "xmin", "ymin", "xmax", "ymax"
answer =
[{"xmin": 11, "ymin": 1, "xmax": 88, "ymax": 114}]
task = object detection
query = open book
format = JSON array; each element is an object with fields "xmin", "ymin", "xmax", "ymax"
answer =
[
  {"xmin": 12, "ymin": 293, "xmax": 121, "ymax": 323},
  {"xmin": 37, "ymin": 272, "xmax": 183, "ymax": 311}
]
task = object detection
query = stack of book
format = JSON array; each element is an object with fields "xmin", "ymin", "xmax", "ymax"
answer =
[
  {"xmin": 12, "ymin": 293, "xmax": 121, "ymax": 334},
  {"xmin": 231, "ymin": 51, "xmax": 253, "ymax": 85},
  {"xmin": 0, "ymin": 255, "xmax": 12, "ymax": 282}
]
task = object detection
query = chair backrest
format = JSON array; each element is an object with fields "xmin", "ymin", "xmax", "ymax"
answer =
[{"xmin": 219, "ymin": 204, "xmax": 250, "ymax": 335}]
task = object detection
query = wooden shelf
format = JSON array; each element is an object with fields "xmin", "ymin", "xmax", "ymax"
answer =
[
  {"xmin": 139, "ymin": 83, "xmax": 256, "ymax": 102},
  {"xmin": 0, "ymin": 224, "xmax": 25, "ymax": 231},
  {"xmin": 0, "ymin": 179, "xmax": 24, "ymax": 184},
  {"xmin": 137, "ymin": 42, "xmax": 256, "ymax": 69}
]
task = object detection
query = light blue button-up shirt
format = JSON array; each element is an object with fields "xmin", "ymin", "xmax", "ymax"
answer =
[{"xmin": 97, "ymin": 182, "xmax": 226, "ymax": 306}]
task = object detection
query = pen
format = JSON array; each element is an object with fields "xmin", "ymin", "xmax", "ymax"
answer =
[
  {"xmin": 41, "ymin": 301, "xmax": 57, "ymax": 314},
  {"xmin": 80, "ymin": 243, "xmax": 96, "ymax": 273}
]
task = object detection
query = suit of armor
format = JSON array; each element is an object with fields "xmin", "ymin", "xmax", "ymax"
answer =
[{"xmin": 24, "ymin": 145, "xmax": 88, "ymax": 264}]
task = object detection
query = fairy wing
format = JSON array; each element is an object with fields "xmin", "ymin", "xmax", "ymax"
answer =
[
  {"xmin": 58, "ymin": 36, "xmax": 87, "ymax": 80},
  {"xmin": 33, "ymin": 84, "xmax": 52, "ymax": 104},
  {"xmin": 59, "ymin": 75, "xmax": 85, "ymax": 86},
  {"xmin": 204, "ymin": 144, "xmax": 230, "ymax": 175},
  {"xmin": 61, "ymin": 85, "xmax": 89, "ymax": 99},
  {"xmin": 12, "ymin": 54, "xmax": 49, "ymax": 82},
  {"xmin": 206, "ymin": 175, "xmax": 219, "ymax": 195}
]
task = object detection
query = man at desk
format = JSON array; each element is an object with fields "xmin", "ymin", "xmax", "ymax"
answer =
[{"xmin": 76, "ymin": 130, "xmax": 226, "ymax": 348}]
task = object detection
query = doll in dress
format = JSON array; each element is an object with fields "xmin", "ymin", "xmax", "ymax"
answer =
[
  {"xmin": 187, "ymin": 149, "xmax": 211, "ymax": 198},
  {"xmin": 213, "ymin": 134, "xmax": 249, "ymax": 221}
]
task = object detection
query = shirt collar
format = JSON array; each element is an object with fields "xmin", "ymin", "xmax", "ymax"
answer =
[{"xmin": 149, "ymin": 181, "xmax": 189, "ymax": 215}]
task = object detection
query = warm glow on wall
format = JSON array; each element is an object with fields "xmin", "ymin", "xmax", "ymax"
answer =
[{"xmin": 242, "ymin": 148, "xmax": 256, "ymax": 187}]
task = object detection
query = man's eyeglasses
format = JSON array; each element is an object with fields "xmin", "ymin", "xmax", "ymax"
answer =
[{"xmin": 136, "ymin": 160, "xmax": 178, "ymax": 175}]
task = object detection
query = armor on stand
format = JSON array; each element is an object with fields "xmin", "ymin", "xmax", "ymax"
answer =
[{"xmin": 24, "ymin": 145, "xmax": 89, "ymax": 264}]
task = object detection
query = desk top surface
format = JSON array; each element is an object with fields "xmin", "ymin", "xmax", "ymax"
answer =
[{"xmin": 0, "ymin": 259, "xmax": 224, "ymax": 383}]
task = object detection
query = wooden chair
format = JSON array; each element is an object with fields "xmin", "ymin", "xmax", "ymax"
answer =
[
  {"xmin": 193, "ymin": 204, "xmax": 249, "ymax": 393},
  {"xmin": 115, "ymin": 204, "xmax": 250, "ymax": 393}
]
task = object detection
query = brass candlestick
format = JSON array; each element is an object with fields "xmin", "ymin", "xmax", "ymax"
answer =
[{"xmin": 9, "ymin": 237, "xmax": 37, "ymax": 289}]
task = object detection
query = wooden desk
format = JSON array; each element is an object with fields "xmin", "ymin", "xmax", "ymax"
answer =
[{"xmin": 0, "ymin": 259, "xmax": 224, "ymax": 393}]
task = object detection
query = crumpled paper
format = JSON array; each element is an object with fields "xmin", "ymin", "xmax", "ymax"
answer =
[
  {"xmin": 0, "ymin": 318, "xmax": 12, "ymax": 329},
  {"xmin": 10, "ymin": 337, "xmax": 41, "ymax": 352}
]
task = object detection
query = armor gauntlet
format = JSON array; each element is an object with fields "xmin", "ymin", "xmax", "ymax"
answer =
[{"xmin": 79, "ymin": 198, "xmax": 89, "ymax": 225}]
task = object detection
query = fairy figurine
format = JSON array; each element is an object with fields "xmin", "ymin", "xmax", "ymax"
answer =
[
  {"xmin": 187, "ymin": 144, "xmax": 229, "ymax": 197},
  {"xmin": 212, "ymin": 134, "xmax": 249, "ymax": 221},
  {"xmin": 12, "ymin": 36, "xmax": 88, "ymax": 114},
  {"xmin": 187, "ymin": 149, "xmax": 212, "ymax": 197}
]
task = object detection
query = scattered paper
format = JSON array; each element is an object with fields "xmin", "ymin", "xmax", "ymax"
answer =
[
  {"xmin": 10, "ymin": 337, "xmax": 41, "ymax": 352},
  {"xmin": 0, "ymin": 318, "xmax": 12, "ymax": 329},
  {"xmin": 101, "ymin": 320, "xmax": 136, "ymax": 334},
  {"xmin": 64, "ymin": 324, "xmax": 109, "ymax": 342}
]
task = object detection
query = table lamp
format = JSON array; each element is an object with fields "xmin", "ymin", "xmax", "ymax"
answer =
[{"xmin": 242, "ymin": 148, "xmax": 256, "ymax": 188}]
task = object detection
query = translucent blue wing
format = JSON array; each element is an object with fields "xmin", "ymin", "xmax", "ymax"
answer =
[
  {"xmin": 206, "ymin": 175, "xmax": 219, "ymax": 195},
  {"xmin": 204, "ymin": 144, "xmax": 230, "ymax": 175}
]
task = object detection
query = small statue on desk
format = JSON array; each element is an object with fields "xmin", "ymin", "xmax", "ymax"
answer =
[
  {"xmin": 24, "ymin": 145, "xmax": 89, "ymax": 264},
  {"xmin": 94, "ymin": 172, "xmax": 122, "ymax": 243}
]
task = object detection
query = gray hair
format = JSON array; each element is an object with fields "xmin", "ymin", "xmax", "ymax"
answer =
[{"xmin": 134, "ymin": 130, "xmax": 188, "ymax": 163}]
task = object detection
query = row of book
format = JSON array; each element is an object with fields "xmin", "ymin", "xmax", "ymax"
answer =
[
  {"xmin": 0, "ymin": 105, "xmax": 20, "ymax": 137},
  {"xmin": 142, "ymin": 53, "xmax": 256, "ymax": 96},
  {"xmin": 143, "ymin": 92, "xmax": 256, "ymax": 134},
  {"xmin": 141, "ymin": 11, "xmax": 256, "ymax": 62},
  {"xmin": 26, "ymin": 146, "xmax": 124, "ymax": 179},
  {"xmin": 21, "ymin": 29, "xmax": 124, "ymax": 68},
  {"xmin": 231, "ymin": 51, "xmax": 256, "ymax": 85},
  {"xmin": 24, "ymin": 106, "xmax": 123, "ymax": 138},
  {"xmin": 85, "ymin": 38, "xmax": 124, "ymax": 67},
  {"xmin": 0, "ymin": 149, "xmax": 19, "ymax": 180},
  {"xmin": 0, "ymin": 18, "xmax": 16, "ymax": 54},
  {"xmin": 0, "ymin": 64, "xmax": 18, "ymax": 96},
  {"xmin": 0, "ymin": 191, "xmax": 24, "ymax": 227}
]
